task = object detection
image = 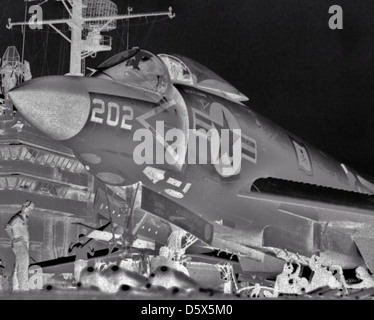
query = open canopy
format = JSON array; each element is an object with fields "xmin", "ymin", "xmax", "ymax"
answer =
[
  {"xmin": 159, "ymin": 54, "xmax": 249, "ymax": 102},
  {"xmin": 94, "ymin": 48, "xmax": 248, "ymax": 103},
  {"xmin": 94, "ymin": 48, "xmax": 172, "ymax": 97}
]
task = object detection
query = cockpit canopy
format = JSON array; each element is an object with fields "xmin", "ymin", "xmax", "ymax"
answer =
[
  {"xmin": 93, "ymin": 48, "xmax": 248, "ymax": 103},
  {"xmin": 94, "ymin": 48, "xmax": 173, "ymax": 97},
  {"xmin": 159, "ymin": 54, "xmax": 249, "ymax": 102}
]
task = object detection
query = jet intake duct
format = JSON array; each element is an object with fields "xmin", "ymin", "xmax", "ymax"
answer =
[{"xmin": 252, "ymin": 178, "xmax": 374, "ymax": 211}]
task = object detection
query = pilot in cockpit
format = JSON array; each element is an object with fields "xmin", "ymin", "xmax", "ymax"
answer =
[
  {"xmin": 95, "ymin": 49, "xmax": 171, "ymax": 98},
  {"xmin": 137, "ymin": 54, "xmax": 168, "ymax": 95}
]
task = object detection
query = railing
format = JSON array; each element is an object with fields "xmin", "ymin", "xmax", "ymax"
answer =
[
  {"xmin": 0, "ymin": 144, "xmax": 85, "ymax": 173},
  {"xmin": 0, "ymin": 175, "xmax": 91, "ymax": 202}
]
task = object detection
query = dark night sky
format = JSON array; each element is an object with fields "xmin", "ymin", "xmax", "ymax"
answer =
[{"xmin": 2, "ymin": 0, "xmax": 374, "ymax": 177}]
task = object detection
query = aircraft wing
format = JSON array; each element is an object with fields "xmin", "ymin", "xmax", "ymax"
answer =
[
  {"xmin": 109, "ymin": 185, "xmax": 273, "ymax": 261},
  {"xmin": 109, "ymin": 181, "xmax": 374, "ymax": 271},
  {"xmin": 236, "ymin": 178, "xmax": 374, "ymax": 269}
]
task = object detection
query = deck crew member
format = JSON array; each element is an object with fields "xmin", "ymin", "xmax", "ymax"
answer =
[{"xmin": 5, "ymin": 200, "xmax": 34, "ymax": 291}]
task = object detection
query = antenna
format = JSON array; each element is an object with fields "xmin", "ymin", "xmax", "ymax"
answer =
[{"xmin": 7, "ymin": 0, "xmax": 175, "ymax": 76}]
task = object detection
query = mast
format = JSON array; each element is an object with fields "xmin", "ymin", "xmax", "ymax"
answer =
[
  {"xmin": 21, "ymin": 2, "xmax": 28, "ymax": 64},
  {"xmin": 69, "ymin": 0, "xmax": 84, "ymax": 75}
]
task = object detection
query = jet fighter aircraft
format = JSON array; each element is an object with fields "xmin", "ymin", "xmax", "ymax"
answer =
[{"xmin": 8, "ymin": 48, "xmax": 374, "ymax": 276}]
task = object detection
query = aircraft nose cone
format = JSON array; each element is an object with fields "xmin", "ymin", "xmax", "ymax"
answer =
[{"xmin": 9, "ymin": 76, "xmax": 91, "ymax": 141}]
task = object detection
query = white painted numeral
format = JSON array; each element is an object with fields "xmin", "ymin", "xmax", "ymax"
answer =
[
  {"xmin": 90, "ymin": 99, "xmax": 133, "ymax": 130},
  {"xmin": 90, "ymin": 98, "xmax": 105, "ymax": 124},
  {"xmin": 107, "ymin": 102, "xmax": 120, "ymax": 127},
  {"xmin": 121, "ymin": 105, "xmax": 133, "ymax": 130}
]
